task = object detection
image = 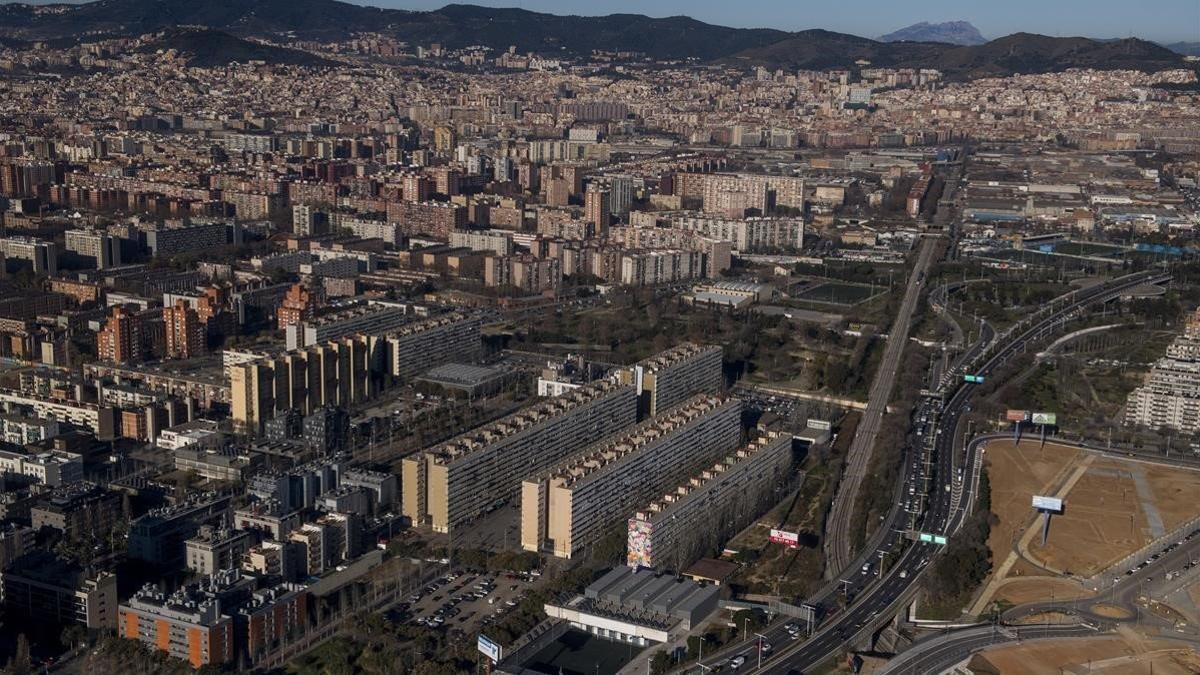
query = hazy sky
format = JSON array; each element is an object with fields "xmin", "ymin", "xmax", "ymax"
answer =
[
  {"xmin": 7, "ymin": 0, "xmax": 1199, "ymax": 42},
  {"xmin": 378, "ymin": 0, "xmax": 1200, "ymax": 43}
]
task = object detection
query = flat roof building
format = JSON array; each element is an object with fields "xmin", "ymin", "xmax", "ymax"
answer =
[
  {"xmin": 544, "ymin": 566, "xmax": 720, "ymax": 645},
  {"xmin": 626, "ymin": 431, "xmax": 793, "ymax": 571},
  {"xmin": 402, "ymin": 378, "xmax": 638, "ymax": 533},
  {"xmin": 618, "ymin": 343, "xmax": 724, "ymax": 419},
  {"xmin": 386, "ymin": 312, "xmax": 482, "ymax": 380},
  {"xmin": 521, "ymin": 395, "xmax": 742, "ymax": 559}
]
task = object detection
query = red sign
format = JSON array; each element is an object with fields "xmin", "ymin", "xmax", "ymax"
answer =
[
  {"xmin": 769, "ymin": 529, "xmax": 799, "ymax": 549},
  {"xmin": 1006, "ymin": 410, "xmax": 1029, "ymax": 423}
]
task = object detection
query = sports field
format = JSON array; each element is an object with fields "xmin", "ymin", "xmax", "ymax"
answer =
[{"xmin": 794, "ymin": 280, "xmax": 885, "ymax": 306}]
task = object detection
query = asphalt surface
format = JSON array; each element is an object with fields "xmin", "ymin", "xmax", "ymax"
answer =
[
  {"xmin": 691, "ymin": 270, "xmax": 1174, "ymax": 675},
  {"xmin": 825, "ymin": 236, "xmax": 941, "ymax": 576},
  {"xmin": 877, "ymin": 624, "xmax": 1102, "ymax": 674}
]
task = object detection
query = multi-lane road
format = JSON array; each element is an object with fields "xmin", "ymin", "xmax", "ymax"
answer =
[
  {"xmin": 825, "ymin": 237, "xmax": 941, "ymax": 577},
  {"xmin": 694, "ymin": 269, "xmax": 1173, "ymax": 674}
]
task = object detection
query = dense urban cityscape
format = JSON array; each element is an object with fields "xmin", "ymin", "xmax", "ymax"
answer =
[{"xmin": 0, "ymin": 0, "xmax": 1197, "ymax": 673}]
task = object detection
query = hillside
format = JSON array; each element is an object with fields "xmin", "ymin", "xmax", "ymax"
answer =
[
  {"xmin": 135, "ymin": 28, "xmax": 337, "ymax": 67},
  {"xmin": 0, "ymin": 1, "xmax": 1187, "ymax": 76},
  {"xmin": 730, "ymin": 32, "xmax": 1185, "ymax": 78}
]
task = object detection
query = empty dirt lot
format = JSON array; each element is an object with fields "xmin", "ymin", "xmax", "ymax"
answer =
[
  {"xmin": 970, "ymin": 633, "xmax": 1200, "ymax": 675},
  {"xmin": 977, "ymin": 440, "xmax": 1200, "ymax": 611}
]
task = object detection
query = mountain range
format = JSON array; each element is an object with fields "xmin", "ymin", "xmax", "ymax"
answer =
[
  {"xmin": 879, "ymin": 21, "xmax": 987, "ymax": 46},
  {"xmin": 0, "ymin": 0, "xmax": 1190, "ymax": 76}
]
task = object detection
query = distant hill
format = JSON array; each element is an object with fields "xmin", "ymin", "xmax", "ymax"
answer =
[
  {"xmin": 1164, "ymin": 41, "xmax": 1200, "ymax": 56},
  {"xmin": 0, "ymin": 1, "xmax": 1187, "ymax": 77},
  {"xmin": 880, "ymin": 21, "xmax": 987, "ymax": 46},
  {"xmin": 0, "ymin": 0, "xmax": 791, "ymax": 60},
  {"xmin": 136, "ymin": 28, "xmax": 337, "ymax": 67},
  {"xmin": 729, "ymin": 32, "xmax": 1185, "ymax": 79}
]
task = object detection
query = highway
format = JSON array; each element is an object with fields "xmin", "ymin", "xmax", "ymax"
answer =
[
  {"xmin": 877, "ymin": 624, "xmax": 1102, "ymax": 674},
  {"xmin": 825, "ymin": 236, "xmax": 940, "ymax": 576},
  {"xmin": 881, "ymin": 497, "xmax": 1200, "ymax": 674},
  {"xmin": 693, "ymin": 269, "xmax": 1173, "ymax": 674}
]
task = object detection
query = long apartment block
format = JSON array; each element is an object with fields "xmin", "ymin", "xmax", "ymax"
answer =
[
  {"xmin": 386, "ymin": 312, "xmax": 482, "ymax": 379},
  {"xmin": 619, "ymin": 342, "xmax": 724, "ymax": 419},
  {"xmin": 626, "ymin": 431, "xmax": 793, "ymax": 570},
  {"xmin": 521, "ymin": 394, "xmax": 743, "ymax": 559},
  {"xmin": 401, "ymin": 378, "xmax": 638, "ymax": 533}
]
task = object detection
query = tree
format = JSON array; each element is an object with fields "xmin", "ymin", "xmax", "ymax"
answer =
[
  {"xmin": 61, "ymin": 624, "xmax": 89, "ymax": 651},
  {"xmin": 649, "ymin": 650, "xmax": 673, "ymax": 675},
  {"xmin": 7, "ymin": 633, "xmax": 31, "ymax": 675}
]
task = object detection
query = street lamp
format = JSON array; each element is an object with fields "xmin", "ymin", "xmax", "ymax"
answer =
[{"xmin": 753, "ymin": 632, "xmax": 769, "ymax": 670}]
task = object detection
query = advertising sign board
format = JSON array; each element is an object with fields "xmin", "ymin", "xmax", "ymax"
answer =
[
  {"xmin": 478, "ymin": 635, "xmax": 502, "ymax": 662},
  {"xmin": 1032, "ymin": 495, "xmax": 1064, "ymax": 512},
  {"xmin": 769, "ymin": 529, "xmax": 800, "ymax": 549}
]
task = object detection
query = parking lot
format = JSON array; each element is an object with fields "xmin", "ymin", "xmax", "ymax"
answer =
[{"xmin": 389, "ymin": 569, "xmax": 540, "ymax": 634}]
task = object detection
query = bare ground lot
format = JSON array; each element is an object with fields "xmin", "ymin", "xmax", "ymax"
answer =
[
  {"xmin": 979, "ymin": 440, "xmax": 1200, "ymax": 609},
  {"xmin": 972, "ymin": 633, "xmax": 1200, "ymax": 675}
]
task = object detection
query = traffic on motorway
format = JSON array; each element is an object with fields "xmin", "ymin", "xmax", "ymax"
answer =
[{"xmin": 690, "ymin": 270, "xmax": 1172, "ymax": 674}]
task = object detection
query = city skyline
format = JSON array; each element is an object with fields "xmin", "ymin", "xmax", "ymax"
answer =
[{"xmin": 6, "ymin": 0, "xmax": 1200, "ymax": 43}]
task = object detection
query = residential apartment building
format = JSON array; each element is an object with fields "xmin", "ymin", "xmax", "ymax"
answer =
[
  {"xmin": 0, "ymin": 236, "xmax": 56, "ymax": 275},
  {"xmin": 143, "ymin": 219, "xmax": 240, "ymax": 257},
  {"xmin": 402, "ymin": 379, "xmax": 638, "ymax": 533},
  {"xmin": 484, "ymin": 255, "xmax": 562, "ymax": 293},
  {"xmin": 30, "ymin": 482, "xmax": 123, "ymax": 540},
  {"xmin": 626, "ymin": 431, "xmax": 793, "ymax": 570},
  {"xmin": 128, "ymin": 493, "xmax": 232, "ymax": 567},
  {"xmin": 521, "ymin": 395, "xmax": 742, "ymax": 559},
  {"xmin": 619, "ymin": 342, "xmax": 724, "ymax": 419},
  {"xmin": 186, "ymin": 526, "xmax": 257, "ymax": 576},
  {"xmin": 386, "ymin": 312, "xmax": 482, "ymax": 380},
  {"xmin": 64, "ymin": 229, "xmax": 121, "ymax": 269},
  {"xmin": 119, "ymin": 572, "xmax": 242, "ymax": 668},
  {"xmin": 2, "ymin": 552, "xmax": 118, "ymax": 629},
  {"xmin": 1126, "ymin": 308, "xmax": 1200, "ymax": 433},
  {"xmin": 619, "ymin": 249, "xmax": 703, "ymax": 287},
  {"xmin": 284, "ymin": 304, "xmax": 410, "ymax": 350},
  {"xmin": 163, "ymin": 299, "xmax": 207, "ymax": 359},
  {"xmin": 228, "ymin": 334, "xmax": 381, "ymax": 434},
  {"xmin": 667, "ymin": 213, "xmax": 805, "ymax": 252},
  {"xmin": 0, "ymin": 447, "xmax": 80, "ymax": 487}
]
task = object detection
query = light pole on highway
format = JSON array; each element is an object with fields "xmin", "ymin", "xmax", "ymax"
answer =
[{"xmin": 754, "ymin": 633, "xmax": 768, "ymax": 670}]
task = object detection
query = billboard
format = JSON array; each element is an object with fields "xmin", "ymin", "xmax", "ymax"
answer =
[
  {"xmin": 769, "ymin": 529, "xmax": 800, "ymax": 549},
  {"xmin": 478, "ymin": 635, "xmax": 502, "ymax": 662},
  {"xmin": 1031, "ymin": 412, "xmax": 1058, "ymax": 426},
  {"xmin": 1032, "ymin": 495, "xmax": 1063, "ymax": 512},
  {"xmin": 964, "ymin": 374, "xmax": 985, "ymax": 384},
  {"xmin": 1006, "ymin": 410, "xmax": 1029, "ymax": 423}
]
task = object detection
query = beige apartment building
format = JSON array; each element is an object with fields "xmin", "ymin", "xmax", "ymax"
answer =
[
  {"xmin": 401, "ymin": 379, "xmax": 638, "ymax": 533},
  {"xmin": 230, "ymin": 313, "xmax": 480, "ymax": 433},
  {"xmin": 618, "ymin": 342, "xmax": 724, "ymax": 419},
  {"xmin": 626, "ymin": 431, "xmax": 793, "ymax": 570},
  {"xmin": 386, "ymin": 313, "xmax": 481, "ymax": 379},
  {"xmin": 521, "ymin": 395, "xmax": 743, "ymax": 559},
  {"xmin": 229, "ymin": 334, "xmax": 380, "ymax": 434}
]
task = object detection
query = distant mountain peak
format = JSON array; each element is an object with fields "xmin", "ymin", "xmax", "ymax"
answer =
[{"xmin": 879, "ymin": 21, "xmax": 987, "ymax": 46}]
